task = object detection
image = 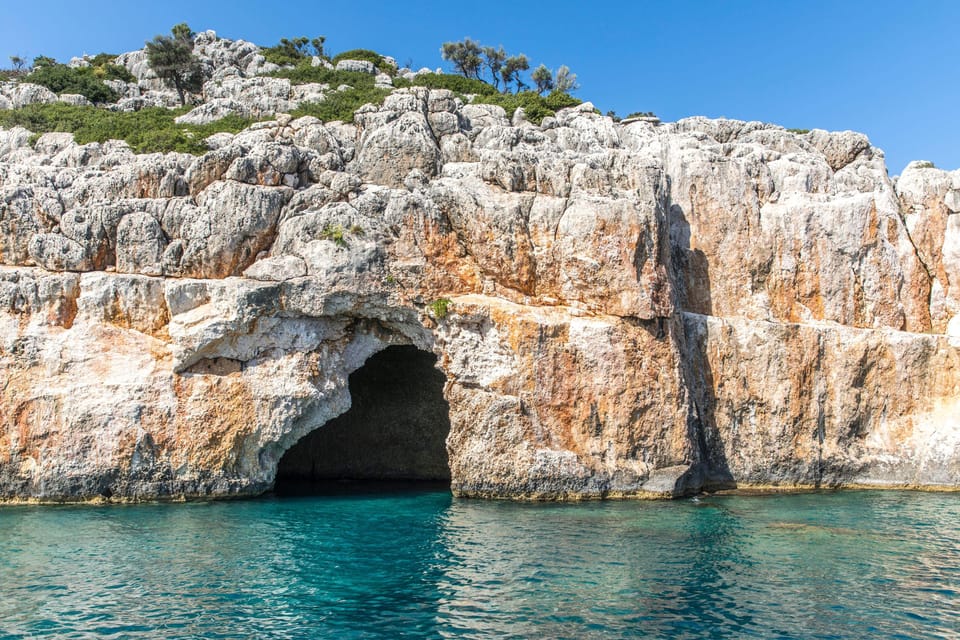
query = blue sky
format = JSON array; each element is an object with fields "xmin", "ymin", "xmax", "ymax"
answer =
[{"xmin": 3, "ymin": 0, "xmax": 958, "ymax": 174}]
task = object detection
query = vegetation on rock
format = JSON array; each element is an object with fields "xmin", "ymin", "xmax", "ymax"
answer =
[
  {"xmin": 473, "ymin": 90, "xmax": 582, "ymax": 125},
  {"xmin": 331, "ymin": 48, "xmax": 389, "ymax": 70},
  {"xmin": 553, "ymin": 65, "xmax": 579, "ymax": 93},
  {"xmin": 0, "ymin": 102, "xmax": 256, "ymax": 153},
  {"xmin": 440, "ymin": 39, "xmax": 483, "ymax": 79},
  {"xmin": 146, "ymin": 23, "xmax": 203, "ymax": 106},
  {"xmin": 290, "ymin": 86, "xmax": 391, "ymax": 123},
  {"xmin": 320, "ymin": 223, "xmax": 348, "ymax": 248},
  {"xmin": 16, "ymin": 54, "xmax": 133, "ymax": 103},
  {"xmin": 428, "ymin": 298, "xmax": 452, "ymax": 319},
  {"xmin": 1, "ymin": 28, "xmax": 591, "ymax": 149},
  {"xmin": 317, "ymin": 223, "xmax": 365, "ymax": 248},
  {"xmin": 267, "ymin": 64, "xmax": 375, "ymax": 88},
  {"xmin": 391, "ymin": 73, "xmax": 496, "ymax": 96},
  {"xmin": 531, "ymin": 64, "xmax": 553, "ymax": 95},
  {"xmin": 440, "ymin": 37, "xmax": 576, "ymax": 96},
  {"xmin": 499, "ymin": 54, "xmax": 530, "ymax": 92},
  {"xmin": 262, "ymin": 36, "xmax": 326, "ymax": 66}
]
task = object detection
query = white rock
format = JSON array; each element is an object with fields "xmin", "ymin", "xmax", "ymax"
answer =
[{"xmin": 335, "ymin": 59, "xmax": 376, "ymax": 74}]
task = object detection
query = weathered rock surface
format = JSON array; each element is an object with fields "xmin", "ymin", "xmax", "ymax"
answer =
[
  {"xmin": 0, "ymin": 83, "xmax": 58, "ymax": 109},
  {"xmin": 0, "ymin": 66, "xmax": 958, "ymax": 501}
]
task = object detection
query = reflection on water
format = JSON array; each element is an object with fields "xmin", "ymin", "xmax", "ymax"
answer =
[{"xmin": 0, "ymin": 490, "xmax": 958, "ymax": 638}]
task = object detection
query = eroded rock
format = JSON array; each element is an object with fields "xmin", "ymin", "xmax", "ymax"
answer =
[{"xmin": 0, "ymin": 69, "xmax": 958, "ymax": 502}]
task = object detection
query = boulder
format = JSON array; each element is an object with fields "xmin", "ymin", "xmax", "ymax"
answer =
[{"xmin": 334, "ymin": 59, "xmax": 376, "ymax": 74}]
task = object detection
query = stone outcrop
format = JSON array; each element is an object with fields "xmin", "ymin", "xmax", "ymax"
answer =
[{"xmin": 0, "ymin": 39, "xmax": 958, "ymax": 502}]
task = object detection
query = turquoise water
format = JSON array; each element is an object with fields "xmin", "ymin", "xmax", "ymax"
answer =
[{"xmin": 1, "ymin": 489, "xmax": 958, "ymax": 639}]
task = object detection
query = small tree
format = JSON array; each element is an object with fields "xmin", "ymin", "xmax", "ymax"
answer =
[
  {"xmin": 311, "ymin": 37, "xmax": 326, "ymax": 59},
  {"xmin": 482, "ymin": 45, "xmax": 506, "ymax": 91},
  {"xmin": 554, "ymin": 65, "xmax": 579, "ymax": 93},
  {"xmin": 146, "ymin": 22, "xmax": 203, "ymax": 106},
  {"xmin": 32, "ymin": 55, "xmax": 56, "ymax": 69},
  {"xmin": 500, "ymin": 54, "xmax": 529, "ymax": 93},
  {"xmin": 263, "ymin": 36, "xmax": 327, "ymax": 66},
  {"xmin": 171, "ymin": 23, "xmax": 192, "ymax": 41},
  {"xmin": 9, "ymin": 56, "xmax": 25, "ymax": 71},
  {"xmin": 441, "ymin": 38, "xmax": 483, "ymax": 79},
  {"xmin": 531, "ymin": 64, "xmax": 553, "ymax": 95}
]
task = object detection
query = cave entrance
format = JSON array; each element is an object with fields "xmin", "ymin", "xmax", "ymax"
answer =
[{"xmin": 274, "ymin": 345, "xmax": 452, "ymax": 495}]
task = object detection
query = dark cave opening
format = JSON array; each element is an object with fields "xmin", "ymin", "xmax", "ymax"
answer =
[{"xmin": 274, "ymin": 345, "xmax": 452, "ymax": 495}]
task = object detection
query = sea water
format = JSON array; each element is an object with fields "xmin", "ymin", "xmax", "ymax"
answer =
[{"xmin": 0, "ymin": 489, "xmax": 957, "ymax": 639}]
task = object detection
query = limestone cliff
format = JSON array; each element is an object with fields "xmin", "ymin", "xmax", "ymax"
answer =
[{"xmin": 1, "ymin": 34, "xmax": 958, "ymax": 501}]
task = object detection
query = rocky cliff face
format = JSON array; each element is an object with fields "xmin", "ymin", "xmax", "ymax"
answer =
[{"xmin": 1, "ymin": 35, "xmax": 958, "ymax": 501}]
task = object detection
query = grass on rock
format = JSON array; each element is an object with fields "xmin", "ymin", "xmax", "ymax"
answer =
[
  {"xmin": 290, "ymin": 87, "xmax": 391, "ymax": 123},
  {"xmin": 267, "ymin": 64, "xmax": 377, "ymax": 89},
  {"xmin": 0, "ymin": 103, "xmax": 258, "ymax": 154},
  {"xmin": 473, "ymin": 90, "xmax": 581, "ymax": 125}
]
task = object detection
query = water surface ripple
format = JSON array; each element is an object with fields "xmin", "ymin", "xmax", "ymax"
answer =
[{"xmin": 1, "ymin": 490, "xmax": 958, "ymax": 638}]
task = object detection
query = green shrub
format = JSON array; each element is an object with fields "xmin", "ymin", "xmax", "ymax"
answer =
[
  {"xmin": 88, "ymin": 53, "xmax": 117, "ymax": 67},
  {"xmin": 428, "ymin": 298, "xmax": 452, "ymax": 319},
  {"xmin": 0, "ymin": 103, "xmax": 257, "ymax": 154},
  {"xmin": 399, "ymin": 72, "xmax": 496, "ymax": 96},
  {"xmin": 331, "ymin": 48, "xmax": 386, "ymax": 69},
  {"xmin": 473, "ymin": 90, "xmax": 581, "ymax": 125},
  {"xmin": 625, "ymin": 111, "xmax": 657, "ymax": 119},
  {"xmin": 290, "ymin": 86, "xmax": 391, "ymax": 123},
  {"xmin": 321, "ymin": 223, "xmax": 347, "ymax": 247},
  {"xmin": 267, "ymin": 63, "xmax": 375, "ymax": 89},
  {"xmin": 26, "ymin": 63, "xmax": 119, "ymax": 103},
  {"xmin": 319, "ymin": 223, "xmax": 365, "ymax": 248},
  {"xmin": 262, "ymin": 37, "xmax": 326, "ymax": 66},
  {"xmin": 85, "ymin": 54, "xmax": 136, "ymax": 82},
  {"xmin": 544, "ymin": 91, "xmax": 581, "ymax": 111},
  {"xmin": 98, "ymin": 63, "xmax": 135, "ymax": 83},
  {"xmin": 786, "ymin": 128, "xmax": 810, "ymax": 134}
]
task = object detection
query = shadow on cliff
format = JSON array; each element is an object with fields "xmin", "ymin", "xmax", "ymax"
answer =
[
  {"xmin": 669, "ymin": 203, "xmax": 712, "ymax": 316},
  {"xmin": 669, "ymin": 201, "xmax": 735, "ymax": 491}
]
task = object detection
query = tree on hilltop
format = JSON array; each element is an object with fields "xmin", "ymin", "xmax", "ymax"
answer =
[
  {"xmin": 482, "ymin": 45, "xmax": 506, "ymax": 91},
  {"xmin": 439, "ymin": 37, "xmax": 576, "ymax": 97},
  {"xmin": 554, "ymin": 65, "xmax": 579, "ymax": 93},
  {"xmin": 500, "ymin": 54, "xmax": 529, "ymax": 92},
  {"xmin": 146, "ymin": 22, "xmax": 203, "ymax": 106},
  {"xmin": 441, "ymin": 38, "xmax": 483, "ymax": 79},
  {"xmin": 262, "ymin": 36, "xmax": 327, "ymax": 66},
  {"xmin": 531, "ymin": 64, "xmax": 553, "ymax": 95}
]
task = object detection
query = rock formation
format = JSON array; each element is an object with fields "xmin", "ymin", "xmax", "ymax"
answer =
[{"xmin": 0, "ymin": 33, "xmax": 957, "ymax": 502}]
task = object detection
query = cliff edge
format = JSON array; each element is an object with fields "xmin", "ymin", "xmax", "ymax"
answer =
[{"xmin": 1, "ymin": 33, "xmax": 958, "ymax": 501}]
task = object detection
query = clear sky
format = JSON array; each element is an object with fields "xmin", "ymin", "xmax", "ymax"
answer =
[{"xmin": 3, "ymin": 0, "xmax": 958, "ymax": 174}]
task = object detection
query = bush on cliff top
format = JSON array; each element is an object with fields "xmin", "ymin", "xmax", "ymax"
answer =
[
  {"xmin": 262, "ymin": 36, "xmax": 327, "ymax": 66},
  {"xmin": 473, "ymin": 90, "xmax": 581, "ymax": 125},
  {"xmin": 392, "ymin": 72, "xmax": 496, "ymax": 96},
  {"xmin": 0, "ymin": 103, "xmax": 257, "ymax": 154},
  {"xmin": 266, "ymin": 64, "xmax": 376, "ymax": 89},
  {"xmin": 290, "ymin": 86, "xmax": 391, "ymax": 123},
  {"xmin": 25, "ymin": 59, "xmax": 130, "ymax": 103}
]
